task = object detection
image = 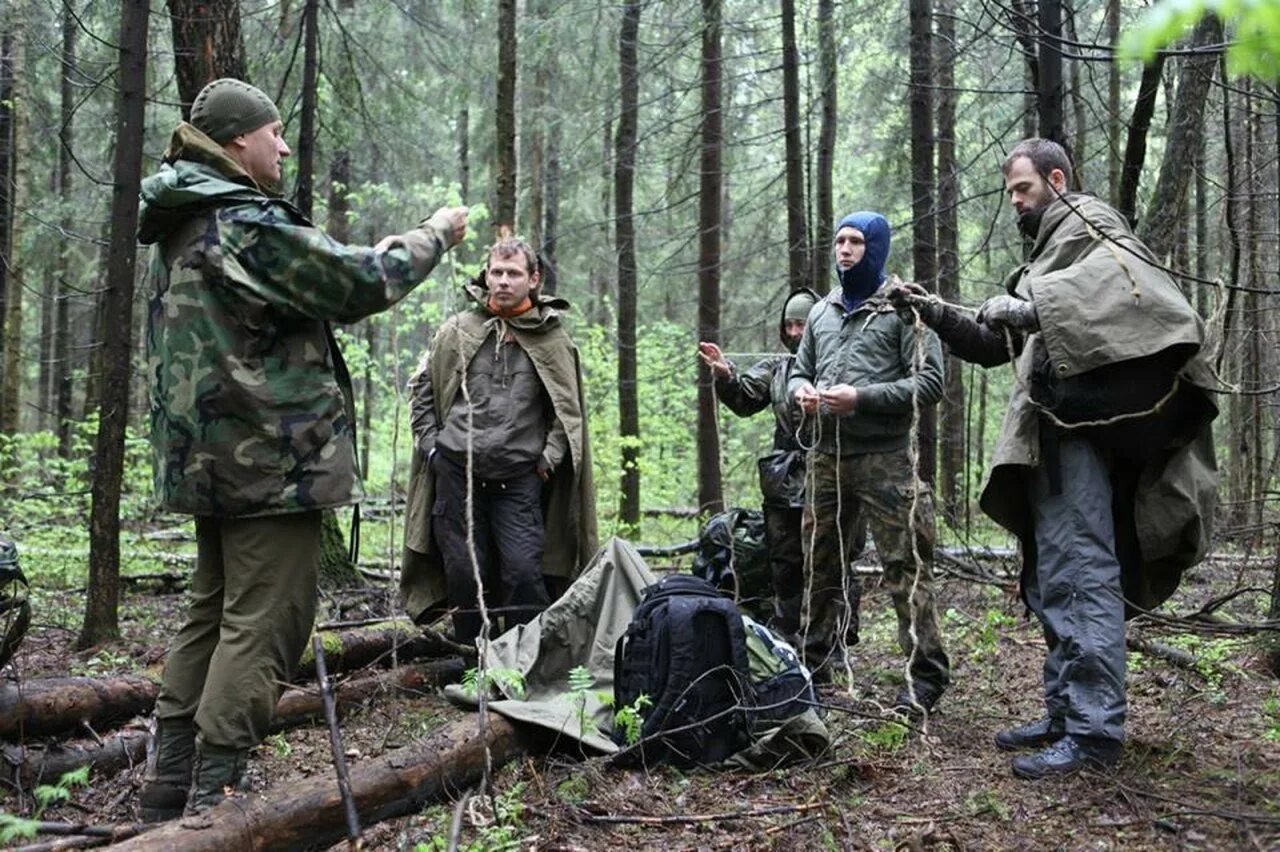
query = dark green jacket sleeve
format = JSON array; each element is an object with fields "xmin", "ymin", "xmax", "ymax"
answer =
[
  {"xmin": 856, "ymin": 324, "xmax": 945, "ymax": 413},
  {"xmin": 715, "ymin": 357, "xmax": 778, "ymax": 417}
]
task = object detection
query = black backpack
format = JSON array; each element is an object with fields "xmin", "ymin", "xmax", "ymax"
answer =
[
  {"xmin": 690, "ymin": 508, "xmax": 773, "ymax": 622},
  {"xmin": 611, "ymin": 575, "xmax": 753, "ymax": 766}
]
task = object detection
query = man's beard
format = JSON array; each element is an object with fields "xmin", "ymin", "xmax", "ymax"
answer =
[{"xmin": 1017, "ymin": 206, "xmax": 1045, "ymax": 239}]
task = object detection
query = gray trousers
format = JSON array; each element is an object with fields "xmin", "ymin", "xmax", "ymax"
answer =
[{"xmin": 1025, "ymin": 434, "xmax": 1126, "ymax": 742}]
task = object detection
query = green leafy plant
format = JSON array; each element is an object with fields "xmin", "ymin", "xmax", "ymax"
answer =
[
  {"xmin": 1121, "ymin": 0, "xmax": 1280, "ymax": 81},
  {"xmin": 0, "ymin": 765, "xmax": 93, "ymax": 841},
  {"xmin": 612, "ymin": 693, "xmax": 653, "ymax": 747},
  {"xmin": 1263, "ymin": 696, "xmax": 1280, "ymax": 742},
  {"xmin": 460, "ymin": 666, "xmax": 526, "ymax": 700},
  {"xmin": 566, "ymin": 665, "xmax": 615, "ymax": 738}
]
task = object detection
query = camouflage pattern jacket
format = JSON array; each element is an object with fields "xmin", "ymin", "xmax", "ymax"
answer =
[{"xmin": 139, "ymin": 123, "xmax": 453, "ymax": 517}]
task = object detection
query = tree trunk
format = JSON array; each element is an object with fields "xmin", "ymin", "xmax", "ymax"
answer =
[
  {"xmin": 79, "ymin": 0, "xmax": 149, "ymax": 649},
  {"xmin": 935, "ymin": 0, "xmax": 963, "ymax": 521},
  {"xmin": 1139, "ymin": 15, "xmax": 1223, "ymax": 262},
  {"xmin": 811, "ymin": 0, "xmax": 836, "ymax": 294},
  {"xmin": 1194, "ymin": 119, "xmax": 1208, "ymax": 317},
  {"xmin": 1065, "ymin": 0, "xmax": 1086, "ymax": 186},
  {"xmin": 1106, "ymin": 0, "xmax": 1121, "ymax": 204},
  {"xmin": 697, "ymin": 0, "xmax": 724, "ymax": 516},
  {"xmin": 457, "ymin": 105, "xmax": 470, "ymax": 201},
  {"xmin": 0, "ymin": 30, "xmax": 11, "ymax": 376},
  {"xmin": 294, "ymin": 0, "xmax": 319, "ymax": 217},
  {"xmin": 615, "ymin": 0, "xmax": 641, "ymax": 533},
  {"xmin": 542, "ymin": 117, "xmax": 561, "ymax": 295},
  {"xmin": 1010, "ymin": 1, "xmax": 1039, "ymax": 141},
  {"xmin": 55, "ymin": 0, "xmax": 77, "ymax": 456},
  {"xmin": 1036, "ymin": 0, "xmax": 1065, "ymax": 149},
  {"xmin": 1, "ymin": 3, "xmax": 29, "ymax": 436},
  {"xmin": 113, "ymin": 713, "xmax": 525, "ymax": 852},
  {"xmin": 780, "ymin": 0, "xmax": 808, "ymax": 293},
  {"xmin": 1116, "ymin": 57, "xmax": 1167, "ymax": 226},
  {"xmin": 908, "ymin": 0, "xmax": 937, "ymax": 486},
  {"xmin": 494, "ymin": 0, "xmax": 517, "ymax": 233},
  {"xmin": 165, "ymin": 0, "xmax": 247, "ymax": 119}
]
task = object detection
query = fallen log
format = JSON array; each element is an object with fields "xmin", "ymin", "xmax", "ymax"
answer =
[
  {"xmin": 1, "ymin": 728, "xmax": 149, "ymax": 789},
  {"xmin": 274, "ymin": 657, "xmax": 467, "ymax": 728},
  {"xmin": 295, "ymin": 624, "xmax": 447, "ymax": 681},
  {"xmin": 1, "ymin": 659, "xmax": 469, "ymax": 789},
  {"xmin": 0, "ymin": 676, "xmax": 159, "ymax": 741},
  {"xmin": 113, "ymin": 712, "xmax": 525, "ymax": 852},
  {"xmin": 1, "ymin": 629, "xmax": 460, "ymax": 742}
]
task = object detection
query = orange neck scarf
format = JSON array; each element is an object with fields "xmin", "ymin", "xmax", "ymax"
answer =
[{"xmin": 487, "ymin": 296, "xmax": 534, "ymax": 318}]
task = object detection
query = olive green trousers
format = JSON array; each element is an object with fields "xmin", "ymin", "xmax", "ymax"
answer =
[{"xmin": 154, "ymin": 511, "xmax": 321, "ymax": 750}]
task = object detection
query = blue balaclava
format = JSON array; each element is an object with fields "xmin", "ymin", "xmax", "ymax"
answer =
[{"xmin": 833, "ymin": 211, "xmax": 891, "ymax": 311}]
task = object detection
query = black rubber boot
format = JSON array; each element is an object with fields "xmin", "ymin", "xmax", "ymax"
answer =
[
  {"xmin": 1010, "ymin": 735, "xmax": 1122, "ymax": 780},
  {"xmin": 138, "ymin": 718, "xmax": 195, "ymax": 822},
  {"xmin": 995, "ymin": 716, "xmax": 1066, "ymax": 751},
  {"xmin": 185, "ymin": 743, "xmax": 250, "ymax": 815}
]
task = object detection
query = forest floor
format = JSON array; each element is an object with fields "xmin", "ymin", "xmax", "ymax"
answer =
[{"xmin": 4, "ymin": 539, "xmax": 1280, "ymax": 851}]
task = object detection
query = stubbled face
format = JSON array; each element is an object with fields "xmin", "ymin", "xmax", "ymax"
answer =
[
  {"xmin": 232, "ymin": 120, "xmax": 290, "ymax": 187},
  {"xmin": 1003, "ymin": 156, "xmax": 1065, "ymax": 216},
  {"xmin": 833, "ymin": 227, "xmax": 866, "ymax": 270},
  {"xmin": 783, "ymin": 318, "xmax": 806, "ymax": 348},
  {"xmin": 486, "ymin": 250, "xmax": 539, "ymax": 309}
]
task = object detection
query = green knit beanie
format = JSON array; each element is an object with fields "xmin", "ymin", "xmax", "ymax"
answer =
[
  {"xmin": 190, "ymin": 79, "xmax": 281, "ymax": 144},
  {"xmin": 783, "ymin": 290, "xmax": 817, "ymax": 322}
]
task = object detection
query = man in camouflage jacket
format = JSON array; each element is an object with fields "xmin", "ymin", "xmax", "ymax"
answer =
[
  {"xmin": 789, "ymin": 212, "xmax": 951, "ymax": 713},
  {"xmin": 136, "ymin": 78, "xmax": 467, "ymax": 819},
  {"xmin": 697, "ymin": 288, "xmax": 818, "ymax": 636}
]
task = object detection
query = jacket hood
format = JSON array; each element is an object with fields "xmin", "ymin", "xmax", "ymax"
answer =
[
  {"xmin": 462, "ymin": 274, "xmax": 571, "ymax": 332},
  {"xmin": 778, "ymin": 287, "xmax": 819, "ymax": 351},
  {"xmin": 137, "ymin": 123, "xmax": 266, "ymax": 245},
  {"xmin": 834, "ymin": 211, "xmax": 891, "ymax": 308}
]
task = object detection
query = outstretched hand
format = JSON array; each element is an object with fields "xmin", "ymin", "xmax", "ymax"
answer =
[{"xmin": 697, "ymin": 342, "xmax": 732, "ymax": 379}]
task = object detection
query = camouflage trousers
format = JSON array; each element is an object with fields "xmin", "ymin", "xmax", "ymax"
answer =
[
  {"xmin": 154, "ymin": 511, "xmax": 321, "ymax": 750},
  {"xmin": 800, "ymin": 449, "xmax": 950, "ymax": 687}
]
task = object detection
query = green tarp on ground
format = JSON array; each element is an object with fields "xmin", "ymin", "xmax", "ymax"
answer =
[{"xmin": 445, "ymin": 538, "xmax": 829, "ymax": 768}]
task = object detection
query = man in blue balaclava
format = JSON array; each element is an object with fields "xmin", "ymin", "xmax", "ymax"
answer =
[{"xmin": 788, "ymin": 211, "xmax": 952, "ymax": 715}]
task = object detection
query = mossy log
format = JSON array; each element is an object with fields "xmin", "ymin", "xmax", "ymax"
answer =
[{"xmin": 112, "ymin": 713, "xmax": 524, "ymax": 851}]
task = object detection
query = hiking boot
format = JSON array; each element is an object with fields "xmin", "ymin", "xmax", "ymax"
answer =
[
  {"xmin": 995, "ymin": 716, "xmax": 1066, "ymax": 751},
  {"xmin": 1010, "ymin": 735, "xmax": 1122, "ymax": 780},
  {"xmin": 138, "ymin": 718, "xmax": 195, "ymax": 822},
  {"xmin": 185, "ymin": 743, "xmax": 250, "ymax": 815},
  {"xmin": 893, "ymin": 680, "xmax": 946, "ymax": 718}
]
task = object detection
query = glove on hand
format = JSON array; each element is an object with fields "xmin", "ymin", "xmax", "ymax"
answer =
[
  {"xmin": 886, "ymin": 281, "xmax": 942, "ymax": 326},
  {"xmin": 977, "ymin": 295, "xmax": 1039, "ymax": 332}
]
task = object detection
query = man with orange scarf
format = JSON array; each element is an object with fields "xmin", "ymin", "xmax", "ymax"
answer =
[{"xmin": 400, "ymin": 238, "xmax": 597, "ymax": 643}]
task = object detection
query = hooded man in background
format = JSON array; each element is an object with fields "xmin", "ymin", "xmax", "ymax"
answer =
[
  {"xmin": 137, "ymin": 78, "xmax": 467, "ymax": 819},
  {"xmin": 788, "ymin": 212, "xmax": 951, "ymax": 713},
  {"xmin": 400, "ymin": 239, "xmax": 597, "ymax": 643},
  {"xmin": 698, "ymin": 287, "xmax": 819, "ymax": 636},
  {"xmin": 890, "ymin": 138, "xmax": 1216, "ymax": 778}
]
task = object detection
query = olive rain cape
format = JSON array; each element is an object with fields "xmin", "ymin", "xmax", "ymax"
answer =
[
  {"xmin": 399, "ymin": 284, "xmax": 598, "ymax": 622},
  {"xmin": 980, "ymin": 194, "xmax": 1219, "ymax": 613}
]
